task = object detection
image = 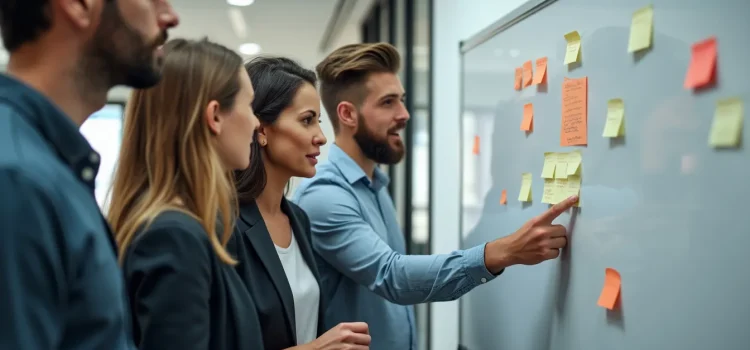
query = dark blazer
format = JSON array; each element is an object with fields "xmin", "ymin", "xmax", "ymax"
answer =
[
  {"xmin": 229, "ymin": 199, "xmax": 326, "ymax": 350},
  {"xmin": 123, "ymin": 210, "xmax": 264, "ymax": 350}
]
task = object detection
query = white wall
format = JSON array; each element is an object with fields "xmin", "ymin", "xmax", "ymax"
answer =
[{"xmin": 431, "ymin": 0, "xmax": 530, "ymax": 349}]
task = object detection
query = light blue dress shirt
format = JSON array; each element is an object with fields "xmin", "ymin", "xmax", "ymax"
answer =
[{"xmin": 292, "ymin": 144, "xmax": 499, "ymax": 350}]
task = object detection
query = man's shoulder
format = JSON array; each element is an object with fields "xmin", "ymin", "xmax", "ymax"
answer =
[{"xmin": 294, "ymin": 161, "xmax": 350, "ymax": 198}]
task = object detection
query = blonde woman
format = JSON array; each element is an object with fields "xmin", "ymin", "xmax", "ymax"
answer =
[{"xmin": 107, "ymin": 38, "xmax": 262, "ymax": 350}]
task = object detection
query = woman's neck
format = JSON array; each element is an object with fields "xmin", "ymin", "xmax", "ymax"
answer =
[{"xmin": 255, "ymin": 166, "xmax": 291, "ymax": 217}]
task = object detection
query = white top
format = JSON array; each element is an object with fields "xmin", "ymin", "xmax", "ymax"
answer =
[{"xmin": 275, "ymin": 234, "xmax": 320, "ymax": 345}]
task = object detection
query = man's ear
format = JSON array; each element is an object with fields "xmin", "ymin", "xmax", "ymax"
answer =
[
  {"xmin": 337, "ymin": 101, "xmax": 358, "ymax": 130},
  {"xmin": 56, "ymin": 0, "xmax": 99, "ymax": 30},
  {"xmin": 205, "ymin": 100, "xmax": 222, "ymax": 135}
]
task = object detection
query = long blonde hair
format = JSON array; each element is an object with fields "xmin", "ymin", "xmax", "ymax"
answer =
[{"xmin": 108, "ymin": 38, "xmax": 243, "ymax": 265}]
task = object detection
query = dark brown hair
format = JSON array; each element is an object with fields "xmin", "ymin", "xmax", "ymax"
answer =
[{"xmin": 315, "ymin": 42, "xmax": 400, "ymax": 133}]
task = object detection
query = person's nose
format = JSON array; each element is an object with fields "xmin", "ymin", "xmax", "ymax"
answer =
[
  {"xmin": 157, "ymin": 0, "xmax": 180, "ymax": 29},
  {"xmin": 397, "ymin": 102, "xmax": 410, "ymax": 122},
  {"xmin": 313, "ymin": 125, "xmax": 328, "ymax": 146}
]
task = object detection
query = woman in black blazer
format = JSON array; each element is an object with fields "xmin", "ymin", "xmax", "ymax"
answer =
[
  {"xmin": 107, "ymin": 38, "xmax": 264, "ymax": 350},
  {"xmin": 231, "ymin": 57, "xmax": 371, "ymax": 350}
]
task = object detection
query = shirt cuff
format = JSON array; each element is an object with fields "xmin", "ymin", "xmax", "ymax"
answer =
[{"xmin": 464, "ymin": 243, "xmax": 502, "ymax": 286}]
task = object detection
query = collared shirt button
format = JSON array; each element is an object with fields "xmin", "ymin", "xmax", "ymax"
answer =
[
  {"xmin": 81, "ymin": 167, "xmax": 95, "ymax": 181},
  {"xmin": 481, "ymin": 277, "xmax": 487, "ymax": 283},
  {"xmin": 89, "ymin": 152, "xmax": 100, "ymax": 163}
]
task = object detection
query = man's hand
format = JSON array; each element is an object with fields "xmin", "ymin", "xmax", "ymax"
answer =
[{"xmin": 484, "ymin": 195, "xmax": 578, "ymax": 274}]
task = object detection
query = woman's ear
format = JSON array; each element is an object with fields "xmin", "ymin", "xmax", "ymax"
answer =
[
  {"xmin": 257, "ymin": 124, "xmax": 268, "ymax": 147},
  {"xmin": 205, "ymin": 100, "xmax": 222, "ymax": 135}
]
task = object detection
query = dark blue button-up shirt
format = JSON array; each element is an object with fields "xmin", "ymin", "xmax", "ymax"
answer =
[{"xmin": 0, "ymin": 74, "xmax": 134, "ymax": 349}]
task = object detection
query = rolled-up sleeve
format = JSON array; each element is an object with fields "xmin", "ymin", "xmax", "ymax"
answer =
[
  {"xmin": 0, "ymin": 168, "xmax": 67, "ymax": 349},
  {"xmin": 297, "ymin": 182, "xmax": 499, "ymax": 305}
]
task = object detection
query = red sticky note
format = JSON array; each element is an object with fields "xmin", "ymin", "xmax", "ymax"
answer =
[
  {"xmin": 522, "ymin": 60, "xmax": 533, "ymax": 87},
  {"xmin": 597, "ymin": 267, "xmax": 621, "ymax": 310},
  {"xmin": 514, "ymin": 67, "xmax": 522, "ymax": 90},
  {"xmin": 684, "ymin": 36, "xmax": 717, "ymax": 89},
  {"xmin": 500, "ymin": 189, "xmax": 507, "ymax": 205},
  {"xmin": 521, "ymin": 103, "xmax": 533, "ymax": 131},
  {"xmin": 533, "ymin": 57, "xmax": 548, "ymax": 85},
  {"xmin": 472, "ymin": 135, "xmax": 480, "ymax": 155}
]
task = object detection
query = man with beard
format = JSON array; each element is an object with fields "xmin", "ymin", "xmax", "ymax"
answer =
[
  {"xmin": 0, "ymin": 1, "xmax": 178, "ymax": 349},
  {"xmin": 292, "ymin": 42, "xmax": 579, "ymax": 350}
]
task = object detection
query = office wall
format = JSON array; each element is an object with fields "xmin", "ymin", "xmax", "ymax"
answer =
[{"xmin": 431, "ymin": 0, "xmax": 529, "ymax": 349}]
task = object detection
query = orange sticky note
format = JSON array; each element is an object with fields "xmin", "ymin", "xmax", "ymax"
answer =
[
  {"xmin": 533, "ymin": 57, "xmax": 548, "ymax": 85},
  {"xmin": 684, "ymin": 36, "xmax": 717, "ymax": 89},
  {"xmin": 500, "ymin": 189, "xmax": 507, "ymax": 205},
  {"xmin": 561, "ymin": 77, "xmax": 588, "ymax": 146},
  {"xmin": 522, "ymin": 60, "xmax": 533, "ymax": 87},
  {"xmin": 514, "ymin": 67, "xmax": 522, "ymax": 90},
  {"xmin": 597, "ymin": 268, "xmax": 621, "ymax": 310},
  {"xmin": 472, "ymin": 135, "xmax": 480, "ymax": 155},
  {"xmin": 521, "ymin": 103, "xmax": 533, "ymax": 131}
]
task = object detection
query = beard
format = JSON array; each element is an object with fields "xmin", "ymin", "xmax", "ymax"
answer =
[
  {"xmin": 84, "ymin": 1, "xmax": 167, "ymax": 89},
  {"xmin": 353, "ymin": 113, "xmax": 405, "ymax": 165}
]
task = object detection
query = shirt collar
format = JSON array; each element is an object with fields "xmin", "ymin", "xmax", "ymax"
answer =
[
  {"xmin": 0, "ymin": 74, "xmax": 100, "ymax": 189},
  {"xmin": 329, "ymin": 143, "xmax": 390, "ymax": 191}
]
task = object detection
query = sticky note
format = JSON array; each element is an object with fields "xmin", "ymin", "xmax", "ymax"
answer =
[
  {"xmin": 709, "ymin": 97, "xmax": 743, "ymax": 148},
  {"xmin": 522, "ymin": 60, "xmax": 533, "ymax": 88},
  {"xmin": 628, "ymin": 4, "xmax": 654, "ymax": 53},
  {"xmin": 521, "ymin": 103, "xmax": 533, "ymax": 131},
  {"xmin": 684, "ymin": 36, "xmax": 717, "ymax": 89},
  {"xmin": 541, "ymin": 152, "xmax": 556, "ymax": 178},
  {"xmin": 564, "ymin": 175, "xmax": 582, "ymax": 207},
  {"xmin": 514, "ymin": 67, "xmax": 522, "ymax": 90},
  {"xmin": 597, "ymin": 268, "xmax": 621, "ymax": 310},
  {"xmin": 533, "ymin": 57, "xmax": 548, "ymax": 85},
  {"xmin": 603, "ymin": 98, "xmax": 626, "ymax": 138},
  {"xmin": 518, "ymin": 173, "xmax": 532, "ymax": 202},
  {"xmin": 563, "ymin": 31, "xmax": 581, "ymax": 64},
  {"xmin": 472, "ymin": 135, "xmax": 480, "ymax": 155},
  {"xmin": 553, "ymin": 153, "xmax": 568, "ymax": 179},
  {"xmin": 561, "ymin": 77, "xmax": 588, "ymax": 146},
  {"xmin": 500, "ymin": 189, "xmax": 507, "ymax": 205},
  {"xmin": 566, "ymin": 151, "xmax": 582, "ymax": 176},
  {"xmin": 541, "ymin": 178, "xmax": 555, "ymax": 204}
]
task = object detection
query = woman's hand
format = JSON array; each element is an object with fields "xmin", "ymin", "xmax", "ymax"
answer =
[{"xmin": 302, "ymin": 322, "xmax": 371, "ymax": 350}]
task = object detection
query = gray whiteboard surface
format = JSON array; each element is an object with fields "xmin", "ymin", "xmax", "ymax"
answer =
[{"xmin": 458, "ymin": 0, "xmax": 750, "ymax": 350}]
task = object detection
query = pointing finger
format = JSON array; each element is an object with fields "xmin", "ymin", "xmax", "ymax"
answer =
[{"xmin": 534, "ymin": 195, "xmax": 578, "ymax": 225}]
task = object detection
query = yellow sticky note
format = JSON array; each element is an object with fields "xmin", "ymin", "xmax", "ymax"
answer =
[
  {"xmin": 518, "ymin": 173, "xmax": 532, "ymax": 202},
  {"xmin": 565, "ymin": 175, "xmax": 582, "ymax": 207},
  {"xmin": 554, "ymin": 153, "xmax": 568, "ymax": 179},
  {"xmin": 553, "ymin": 178, "xmax": 569, "ymax": 204},
  {"xmin": 603, "ymin": 98, "xmax": 626, "ymax": 138},
  {"xmin": 542, "ymin": 178, "xmax": 555, "ymax": 204},
  {"xmin": 566, "ymin": 151, "xmax": 582, "ymax": 176},
  {"xmin": 564, "ymin": 31, "xmax": 581, "ymax": 64},
  {"xmin": 709, "ymin": 97, "xmax": 743, "ymax": 148},
  {"xmin": 628, "ymin": 4, "xmax": 654, "ymax": 53},
  {"xmin": 541, "ymin": 152, "xmax": 556, "ymax": 178}
]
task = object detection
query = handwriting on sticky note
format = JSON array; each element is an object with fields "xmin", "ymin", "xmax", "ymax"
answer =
[
  {"xmin": 684, "ymin": 36, "xmax": 717, "ymax": 89},
  {"xmin": 541, "ymin": 152, "xmax": 556, "ymax": 178},
  {"xmin": 472, "ymin": 135, "xmax": 480, "ymax": 155},
  {"xmin": 521, "ymin": 103, "xmax": 533, "ymax": 131},
  {"xmin": 566, "ymin": 151, "xmax": 582, "ymax": 176},
  {"xmin": 533, "ymin": 57, "xmax": 548, "ymax": 85},
  {"xmin": 565, "ymin": 175, "xmax": 582, "ymax": 207},
  {"xmin": 553, "ymin": 153, "xmax": 568, "ymax": 179},
  {"xmin": 515, "ymin": 67, "xmax": 522, "ymax": 90},
  {"xmin": 561, "ymin": 77, "xmax": 588, "ymax": 146},
  {"xmin": 709, "ymin": 97, "xmax": 743, "ymax": 148},
  {"xmin": 500, "ymin": 189, "xmax": 507, "ymax": 205},
  {"xmin": 603, "ymin": 98, "xmax": 626, "ymax": 138},
  {"xmin": 541, "ymin": 178, "xmax": 555, "ymax": 204},
  {"xmin": 518, "ymin": 173, "xmax": 532, "ymax": 202},
  {"xmin": 597, "ymin": 268, "xmax": 621, "ymax": 310},
  {"xmin": 628, "ymin": 4, "xmax": 653, "ymax": 53},
  {"xmin": 564, "ymin": 31, "xmax": 581, "ymax": 64},
  {"xmin": 522, "ymin": 60, "xmax": 533, "ymax": 88}
]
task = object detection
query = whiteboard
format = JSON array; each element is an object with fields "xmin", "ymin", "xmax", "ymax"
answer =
[{"xmin": 458, "ymin": 0, "xmax": 750, "ymax": 349}]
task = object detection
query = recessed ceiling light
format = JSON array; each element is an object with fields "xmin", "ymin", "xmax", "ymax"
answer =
[
  {"xmin": 227, "ymin": 0, "xmax": 254, "ymax": 6},
  {"xmin": 239, "ymin": 43, "xmax": 261, "ymax": 55}
]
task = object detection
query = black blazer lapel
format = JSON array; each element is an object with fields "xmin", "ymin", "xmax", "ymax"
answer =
[{"xmin": 238, "ymin": 201, "xmax": 297, "ymax": 343}]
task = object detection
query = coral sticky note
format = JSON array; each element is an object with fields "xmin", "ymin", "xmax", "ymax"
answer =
[
  {"xmin": 514, "ymin": 67, "xmax": 522, "ymax": 90},
  {"xmin": 709, "ymin": 97, "xmax": 743, "ymax": 148},
  {"xmin": 518, "ymin": 173, "xmax": 532, "ymax": 202},
  {"xmin": 561, "ymin": 77, "xmax": 588, "ymax": 146},
  {"xmin": 521, "ymin": 103, "xmax": 534, "ymax": 131},
  {"xmin": 563, "ymin": 31, "xmax": 581, "ymax": 64},
  {"xmin": 603, "ymin": 98, "xmax": 625, "ymax": 138},
  {"xmin": 522, "ymin": 60, "xmax": 533, "ymax": 87},
  {"xmin": 597, "ymin": 268, "xmax": 622, "ymax": 310},
  {"xmin": 500, "ymin": 189, "xmax": 507, "ymax": 205},
  {"xmin": 472, "ymin": 135, "xmax": 480, "ymax": 155},
  {"xmin": 684, "ymin": 36, "xmax": 717, "ymax": 89},
  {"xmin": 533, "ymin": 57, "xmax": 548, "ymax": 85},
  {"xmin": 628, "ymin": 4, "xmax": 654, "ymax": 53},
  {"xmin": 541, "ymin": 152, "xmax": 556, "ymax": 178}
]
